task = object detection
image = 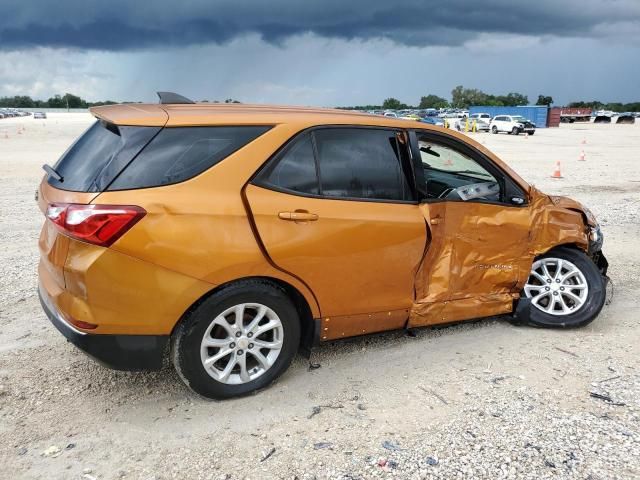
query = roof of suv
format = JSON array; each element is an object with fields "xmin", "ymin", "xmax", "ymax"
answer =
[
  {"xmin": 89, "ymin": 103, "xmax": 421, "ymax": 128},
  {"xmin": 89, "ymin": 102, "xmax": 530, "ymax": 192}
]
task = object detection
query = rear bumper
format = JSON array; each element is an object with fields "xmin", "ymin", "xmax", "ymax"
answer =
[{"xmin": 38, "ymin": 283, "xmax": 168, "ymax": 371}]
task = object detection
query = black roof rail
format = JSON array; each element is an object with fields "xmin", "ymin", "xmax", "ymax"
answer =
[{"xmin": 156, "ymin": 91, "xmax": 195, "ymax": 104}]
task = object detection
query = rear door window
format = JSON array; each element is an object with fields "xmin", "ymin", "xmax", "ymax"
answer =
[
  {"xmin": 48, "ymin": 121, "xmax": 160, "ymax": 192},
  {"xmin": 109, "ymin": 126, "xmax": 271, "ymax": 190}
]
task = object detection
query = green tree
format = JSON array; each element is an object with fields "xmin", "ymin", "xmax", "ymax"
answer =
[
  {"xmin": 47, "ymin": 94, "xmax": 65, "ymax": 108},
  {"xmin": 496, "ymin": 92, "xmax": 529, "ymax": 106},
  {"xmin": 382, "ymin": 97, "xmax": 405, "ymax": 109},
  {"xmin": 62, "ymin": 93, "xmax": 86, "ymax": 108},
  {"xmin": 536, "ymin": 95, "xmax": 553, "ymax": 106},
  {"xmin": 418, "ymin": 94, "xmax": 448, "ymax": 109},
  {"xmin": 451, "ymin": 86, "xmax": 530, "ymax": 108},
  {"xmin": 451, "ymin": 86, "xmax": 489, "ymax": 108}
]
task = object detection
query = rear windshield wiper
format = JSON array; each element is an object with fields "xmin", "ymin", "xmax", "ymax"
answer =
[{"xmin": 43, "ymin": 164, "xmax": 63, "ymax": 182}]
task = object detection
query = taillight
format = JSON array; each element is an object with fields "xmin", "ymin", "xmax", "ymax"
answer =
[{"xmin": 46, "ymin": 203, "xmax": 146, "ymax": 247}]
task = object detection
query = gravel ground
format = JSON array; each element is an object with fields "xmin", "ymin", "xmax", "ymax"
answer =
[{"xmin": 0, "ymin": 114, "xmax": 639, "ymax": 480}]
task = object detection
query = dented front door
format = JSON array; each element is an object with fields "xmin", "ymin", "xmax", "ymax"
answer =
[{"xmin": 409, "ymin": 132, "xmax": 533, "ymax": 327}]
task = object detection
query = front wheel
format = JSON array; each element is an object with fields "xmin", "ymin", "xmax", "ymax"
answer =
[
  {"xmin": 172, "ymin": 280, "xmax": 301, "ymax": 399},
  {"xmin": 522, "ymin": 247, "xmax": 606, "ymax": 328},
  {"xmin": 511, "ymin": 127, "xmax": 519, "ymax": 135},
  {"xmin": 492, "ymin": 126, "xmax": 498, "ymax": 134}
]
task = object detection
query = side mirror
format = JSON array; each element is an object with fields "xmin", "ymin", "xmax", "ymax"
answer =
[{"xmin": 510, "ymin": 196, "xmax": 525, "ymax": 205}]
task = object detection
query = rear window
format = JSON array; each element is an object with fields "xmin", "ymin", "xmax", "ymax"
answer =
[
  {"xmin": 49, "ymin": 121, "xmax": 160, "ymax": 192},
  {"xmin": 108, "ymin": 126, "xmax": 271, "ymax": 190}
]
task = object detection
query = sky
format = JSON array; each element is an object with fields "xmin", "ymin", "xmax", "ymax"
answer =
[{"xmin": 0, "ymin": 0, "xmax": 639, "ymax": 106}]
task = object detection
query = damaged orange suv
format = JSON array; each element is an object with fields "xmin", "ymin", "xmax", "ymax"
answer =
[{"xmin": 38, "ymin": 92, "xmax": 608, "ymax": 399}]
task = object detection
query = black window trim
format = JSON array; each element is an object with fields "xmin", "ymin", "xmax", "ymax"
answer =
[
  {"xmin": 251, "ymin": 125, "xmax": 419, "ymax": 205},
  {"xmin": 408, "ymin": 128, "xmax": 529, "ymax": 208}
]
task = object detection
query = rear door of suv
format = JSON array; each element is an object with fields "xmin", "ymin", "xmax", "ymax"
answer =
[{"xmin": 245, "ymin": 126, "xmax": 427, "ymax": 339}]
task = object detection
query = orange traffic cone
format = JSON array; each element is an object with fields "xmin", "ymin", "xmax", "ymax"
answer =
[
  {"xmin": 581, "ymin": 138, "xmax": 587, "ymax": 144},
  {"xmin": 551, "ymin": 161, "xmax": 563, "ymax": 179},
  {"xmin": 444, "ymin": 157, "xmax": 453, "ymax": 166},
  {"xmin": 578, "ymin": 150, "xmax": 585, "ymax": 161},
  {"xmin": 524, "ymin": 133, "xmax": 529, "ymax": 139}
]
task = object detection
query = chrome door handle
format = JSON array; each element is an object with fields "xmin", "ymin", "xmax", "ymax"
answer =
[{"xmin": 278, "ymin": 211, "xmax": 319, "ymax": 222}]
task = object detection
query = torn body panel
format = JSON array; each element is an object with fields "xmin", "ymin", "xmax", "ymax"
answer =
[
  {"xmin": 529, "ymin": 190, "xmax": 590, "ymax": 255},
  {"xmin": 409, "ymin": 188, "xmax": 593, "ymax": 328}
]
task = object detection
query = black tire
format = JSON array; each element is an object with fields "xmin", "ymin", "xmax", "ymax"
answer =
[
  {"xmin": 171, "ymin": 280, "xmax": 301, "ymax": 399},
  {"xmin": 492, "ymin": 126, "xmax": 498, "ymax": 134},
  {"xmin": 523, "ymin": 247, "xmax": 606, "ymax": 328},
  {"xmin": 511, "ymin": 127, "xmax": 519, "ymax": 135},
  {"xmin": 528, "ymin": 131, "xmax": 535, "ymax": 135}
]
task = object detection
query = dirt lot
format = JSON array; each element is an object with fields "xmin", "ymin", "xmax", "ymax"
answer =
[{"xmin": 1, "ymin": 114, "xmax": 639, "ymax": 480}]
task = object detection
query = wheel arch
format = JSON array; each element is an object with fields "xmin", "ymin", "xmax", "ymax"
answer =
[
  {"xmin": 534, "ymin": 242, "xmax": 587, "ymax": 258},
  {"xmin": 170, "ymin": 276, "xmax": 319, "ymax": 356}
]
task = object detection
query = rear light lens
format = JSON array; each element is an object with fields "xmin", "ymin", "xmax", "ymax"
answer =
[
  {"xmin": 68, "ymin": 318, "xmax": 98, "ymax": 330},
  {"xmin": 46, "ymin": 203, "xmax": 146, "ymax": 247}
]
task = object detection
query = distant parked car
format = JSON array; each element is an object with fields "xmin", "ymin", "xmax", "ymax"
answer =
[
  {"xmin": 490, "ymin": 115, "xmax": 535, "ymax": 135},
  {"xmin": 455, "ymin": 117, "xmax": 490, "ymax": 132},
  {"xmin": 470, "ymin": 113, "xmax": 491, "ymax": 123},
  {"xmin": 420, "ymin": 116, "xmax": 445, "ymax": 127},
  {"xmin": 34, "ymin": 112, "xmax": 47, "ymax": 119}
]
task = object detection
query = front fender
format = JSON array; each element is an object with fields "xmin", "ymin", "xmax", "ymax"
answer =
[{"xmin": 528, "ymin": 189, "xmax": 590, "ymax": 256}]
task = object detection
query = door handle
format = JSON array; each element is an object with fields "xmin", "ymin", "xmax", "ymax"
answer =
[
  {"xmin": 430, "ymin": 216, "xmax": 443, "ymax": 225},
  {"xmin": 278, "ymin": 211, "xmax": 319, "ymax": 222}
]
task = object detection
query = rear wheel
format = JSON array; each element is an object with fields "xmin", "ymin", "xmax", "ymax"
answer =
[
  {"xmin": 522, "ymin": 247, "xmax": 606, "ymax": 328},
  {"xmin": 528, "ymin": 131, "xmax": 535, "ymax": 136},
  {"xmin": 172, "ymin": 280, "xmax": 300, "ymax": 399}
]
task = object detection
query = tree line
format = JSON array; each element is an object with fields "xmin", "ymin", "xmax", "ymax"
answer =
[
  {"xmin": 2, "ymin": 89, "xmax": 638, "ymax": 112},
  {"xmin": 0, "ymin": 93, "xmax": 241, "ymax": 108},
  {"xmin": 0, "ymin": 93, "xmax": 116, "ymax": 108},
  {"xmin": 339, "ymin": 86, "xmax": 639, "ymax": 112}
]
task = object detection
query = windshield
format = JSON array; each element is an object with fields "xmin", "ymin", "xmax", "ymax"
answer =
[{"xmin": 512, "ymin": 116, "xmax": 529, "ymax": 123}]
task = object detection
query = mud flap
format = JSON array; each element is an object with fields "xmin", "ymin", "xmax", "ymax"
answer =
[
  {"xmin": 604, "ymin": 276, "xmax": 614, "ymax": 306},
  {"xmin": 509, "ymin": 297, "xmax": 531, "ymax": 326}
]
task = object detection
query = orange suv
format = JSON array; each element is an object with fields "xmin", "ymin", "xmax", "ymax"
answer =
[{"xmin": 38, "ymin": 92, "xmax": 608, "ymax": 399}]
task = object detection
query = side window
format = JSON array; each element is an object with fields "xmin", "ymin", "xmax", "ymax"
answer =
[
  {"xmin": 417, "ymin": 133, "xmax": 501, "ymax": 202},
  {"xmin": 314, "ymin": 128, "xmax": 411, "ymax": 201},
  {"xmin": 256, "ymin": 133, "xmax": 319, "ymax": 194},
  {"xmin": 109, "ymin": 126, "xmax": 270, "ymax": 190}
]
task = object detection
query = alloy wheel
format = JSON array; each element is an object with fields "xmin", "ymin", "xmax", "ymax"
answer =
[
  {"xmin": 200, "ymin": 303, "xmax": 284, "ymax": 385},
  {"xmin": 524, "ymin": 258, "xmax": 589, "ymax": 316}
]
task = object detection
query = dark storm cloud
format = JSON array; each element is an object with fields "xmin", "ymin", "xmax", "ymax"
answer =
[{"xmin": 1, "ymin": 0, "xmax": 638, "ymax": 50}]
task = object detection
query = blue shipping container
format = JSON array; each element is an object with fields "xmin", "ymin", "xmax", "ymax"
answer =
[{"xmin": 469, "ymin": 106, "xmax": 548, "ymax": 128}]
